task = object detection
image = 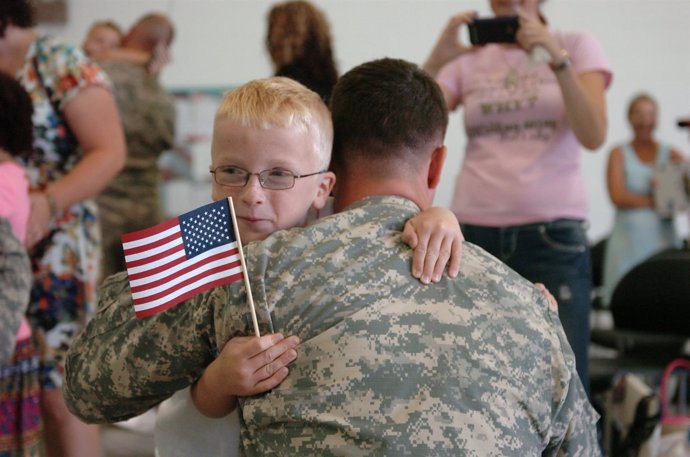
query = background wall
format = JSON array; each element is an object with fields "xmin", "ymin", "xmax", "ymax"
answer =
[{"xmin": 39, "ymin": 0, "xmax": 690, "ymax": 241}]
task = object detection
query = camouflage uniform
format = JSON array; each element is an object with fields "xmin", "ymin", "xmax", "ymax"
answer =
[
  {"xmin": 96, "ymin": 60, "xmax": 175, "ymax": 279},
  {"xmin": 0, "ymin": 218, "xmax": 31, "ymax": 365},
  {"xmin": 65, "ymin": 196, "xmax": 600, "ymax": 456}
]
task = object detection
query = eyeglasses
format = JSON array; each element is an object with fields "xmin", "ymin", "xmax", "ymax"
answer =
[{"xmin": 210, "ymin": 166, "xmax": 327, "ymax": 190}]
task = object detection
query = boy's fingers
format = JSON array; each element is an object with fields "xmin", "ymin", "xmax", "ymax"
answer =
[
  {"xmin": 447, "ymin": 239, "xmax": 462, "ymax": 278},
  {"xmin": 256, "ymin": 348, "xmax": 298, "ymax": 383},
  {"xmin": 253, "ymin": 335, "xmax": 300, "ymax": 369},
  {"xmin": 243, "ymin": 333, "xmax": 285, "ymax": 358},
  {"xmin": 420, "ymin": 233, "xmax": 444, "ymax": 284},
  {"xmin": 401, "ymin": 223, "xmax": 418, "ymax": 249},
  {"xmin": 431, "ymin": 238, "xmax": 453, "ymax": 282},
  {"xmin": 252, "ymin": 366, "xmax": 291, "ymax": 395},
  {"xmin": 409, "ymin": 228, "xmax": 430, "ymax": 279}
]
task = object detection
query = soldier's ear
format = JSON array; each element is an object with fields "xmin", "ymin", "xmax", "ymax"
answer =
[{"xmin": 427, "ymin": 145, "xmax": 447, "ymax": 190}]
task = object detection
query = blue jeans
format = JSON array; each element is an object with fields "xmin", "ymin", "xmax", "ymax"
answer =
[{"xmin": 462, "ymin": 219, "xmax": 592, "ymax": 392}]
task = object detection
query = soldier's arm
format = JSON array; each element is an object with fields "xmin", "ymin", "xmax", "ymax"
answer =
[
  {"xmin": 543, "ymin": 378, "xmax": 601, "ymax": 456},
  {"xmin": 63, "ymin": 272, "xmax": 219, "ymax": 423},
  {"xmin": 537, "ymin": 288, "xmax": 601, "ymax": 456},
  {"xmin": 0, "ymin": 218, "xmax": 31, "ymax": 365}
]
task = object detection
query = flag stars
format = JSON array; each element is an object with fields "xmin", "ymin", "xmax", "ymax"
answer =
[{"xmin": 179, "ymin": 201, "xmax": 235, "ymax": 259}]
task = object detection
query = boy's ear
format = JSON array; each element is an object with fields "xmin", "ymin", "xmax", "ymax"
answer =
[{"xmin": 312, "ymin": 171, "xmax": 336, "ymax": 210}]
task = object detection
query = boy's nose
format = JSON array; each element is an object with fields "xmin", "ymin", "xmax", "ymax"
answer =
[{"xmin": 240, "ymin": 174, "xmax": 266, "ymax": 204}]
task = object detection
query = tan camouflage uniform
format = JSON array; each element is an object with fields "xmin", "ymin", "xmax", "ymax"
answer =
[
  {"xmin": 0, "ymin": 218, "xmax": 32, "ymax": 365},
  {"xmin": 65, "ymin": 196, "xmax": 600, "ymax": 456},
  {"xmin": 96, "ymin": 60, "xmax": 175, "ymax": 279}
]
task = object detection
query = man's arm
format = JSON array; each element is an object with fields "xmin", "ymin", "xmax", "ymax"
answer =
[
  {"xmin": 534, "ymin": 286, "xmax": 601, "ymax": 456},
  {"xmin": 543, "ymin": 378, "xmax": 601, "ymax": 456},
  {"xmin": 0, "ymin": 218, "xmax": 31, "ymax": 365},
  {"xmin": 64, "ymin": 272, "xmax": 220, "ymax": 423}
]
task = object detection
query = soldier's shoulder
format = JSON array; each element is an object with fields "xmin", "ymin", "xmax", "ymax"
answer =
[{"xmin": 459, "ymin": 242, "xmax": 539, "ymax": 298}]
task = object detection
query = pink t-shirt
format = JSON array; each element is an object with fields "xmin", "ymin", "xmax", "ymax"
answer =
[
  {"xmin": 0, "ymin": 161, "xmax": 30, "ymax": 243},
  {"xmin": 437, "ymin": 29, "xmax": 612, "ymax": 226},
  {"xmin": 0, "ymin": 160, "xmax": 32, "ymax": 341}
]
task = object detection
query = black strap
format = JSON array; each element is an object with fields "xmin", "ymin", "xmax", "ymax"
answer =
[{"xmin": 615, "ymin": 393, "xmax": 661, "ymax": 457}]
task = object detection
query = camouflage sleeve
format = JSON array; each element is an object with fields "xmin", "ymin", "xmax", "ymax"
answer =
[
  {"xmin": 538, "ymin": 287, "xmax": 602, "ymax": 456},
  {"xmin": 64, "ymin": 271, "xmax": 222, "ymax": 423},
  {"xmin": 0, "ymin": 218, "xmax": 31, "ymax": 365},
  {"xmin": 545, "ymin": 378, "xmax": 602, "ymax": 456}
]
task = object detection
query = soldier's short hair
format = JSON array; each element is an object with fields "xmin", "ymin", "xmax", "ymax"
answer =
[
  {"xmin": 127, "ymin": 13, "xmax": 175, "ymax": 50},
  {"xmin": 0, "ymin": 72, "xmax": 33, "ymax": 159},
  {"xmin": 329, "ymin": 58, "xmax": 448, "ymax": 175},
  {"xmin": 215, "ymin": 77, "xmax": 332, "ymax": 169}
]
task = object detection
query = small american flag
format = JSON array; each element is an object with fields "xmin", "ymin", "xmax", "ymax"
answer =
[{"xmin": 122, "ymin": 199, "xmax": 244, "ymax": 318}]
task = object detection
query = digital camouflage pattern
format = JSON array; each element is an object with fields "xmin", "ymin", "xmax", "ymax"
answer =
[
  {"xmin": 96, "ymin": 60, "xmax": 175, "ymax": 279},
  {"xmin": 65, "ymin": 196, "xmax": 600, "ymax": 456},
  {"xmin": 0, "ymin": 218, "xmax": 32, "ymax": 365}
]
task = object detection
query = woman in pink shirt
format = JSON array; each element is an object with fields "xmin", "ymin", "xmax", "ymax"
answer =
[{"xmin": 423, "ymin": 0, "xmax": 612, "ymax": 391}]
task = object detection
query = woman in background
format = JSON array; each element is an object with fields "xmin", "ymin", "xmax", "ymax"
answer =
[
  {"xmin": 423, "ymin": 0, "xmax": 612, "ymax": 390},
  {"xmin": 602, "ymin": 93, "xmax": 684, "ymax": 305},
  {"xmin": 0, "ymin": 1, "xmax": 125, "ymax": 455},
  {"xmin": 0, "ymin": 71, "xmax": 42, "ymax": 457},
  {"xmin": 266, "ymin": 0, "xmax": 338, "ymax": 103}
]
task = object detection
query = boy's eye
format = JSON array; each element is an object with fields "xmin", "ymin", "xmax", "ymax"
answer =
[
  {"xmin": 267, "ymin": 169, "xmax": 294, "ymax": 178},
  {"xmin": 223, "ymin": 167, "xmax": 247, "ymax": 176}
]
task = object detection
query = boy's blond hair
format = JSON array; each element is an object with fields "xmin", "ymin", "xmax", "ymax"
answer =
[{"xmin": 215, "ymin": 77, "xmax": 332, "ymax": 169}]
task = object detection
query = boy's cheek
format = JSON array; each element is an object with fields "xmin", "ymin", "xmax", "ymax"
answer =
[{"xmin": 211, "ymin": 184, "xmax": 234, "ymax": 201}]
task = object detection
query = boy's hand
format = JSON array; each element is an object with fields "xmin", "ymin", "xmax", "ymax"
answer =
[
  {"xmin": 213, "ymin": 333, "xmax": 299, "ymax": 396},
  {"xmin": 191, "ymin": 333, "xmax": 299, "ymax": 417},
  {"xmin": 535, "ymin": 283, "xmax": 558, "ymax": 312},
  {"xmin": 402, "ymin": 207, "xmax": 463, "ymax": 284}
]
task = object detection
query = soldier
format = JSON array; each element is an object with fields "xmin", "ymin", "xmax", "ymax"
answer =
[
  {"xmin": 0, "ymin": 70, "xmax": 33, "ymax": 366},
  {"xmin": 65, "ymin": 59, "xmax": 598, "ymax": 455},
  {"xmin": 95, "ymin": 13, "xmax": 176, "ymax": 279},
  {"xmin": 0, "ymin": 218, "xmax": 31, "ymax": 365}
]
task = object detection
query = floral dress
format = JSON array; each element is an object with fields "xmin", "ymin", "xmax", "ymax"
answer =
[{"xmin": 16, "ymin": 35, "xmax": 110, "ymax": 389}]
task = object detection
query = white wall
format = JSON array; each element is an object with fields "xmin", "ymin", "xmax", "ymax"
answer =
[{"xmin": 40, "ymin": 0, "xmax": 690, "ymax": 241}]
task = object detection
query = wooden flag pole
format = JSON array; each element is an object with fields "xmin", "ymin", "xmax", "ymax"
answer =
[{"xmin": 227, "ymin": 197, "xmax": 261, "ymax": 337}]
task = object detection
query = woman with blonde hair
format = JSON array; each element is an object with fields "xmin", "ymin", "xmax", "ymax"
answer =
[{"xmin": 602, "ymin": 93, "xmax": 684, "ymax": 305}]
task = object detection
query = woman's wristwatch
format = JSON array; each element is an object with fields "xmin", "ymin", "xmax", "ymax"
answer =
[{"xmin": 550, "ymin": 49, "xmax": 572, "ymax": 72}]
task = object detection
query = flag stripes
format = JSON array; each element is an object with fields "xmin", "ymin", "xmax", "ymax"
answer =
[{"xmin": 121, "ymin": 199, "xmax": 244, "ymax": 318}]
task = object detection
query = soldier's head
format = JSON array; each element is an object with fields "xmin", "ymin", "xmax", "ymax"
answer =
[
  {"xmin": 210, "ymin": 76, "xmax": 335, "ymax": 242},
  {"xmin": 329, "ymin": 58, "xmax": 448, "ymax": 212},
  {"xmin": 0, "ymin": 72, "xmax": 33, "ymax": 160},
  {"xmin": 123, "ymin": 13, "xmax": 175, "ymax": 53}
]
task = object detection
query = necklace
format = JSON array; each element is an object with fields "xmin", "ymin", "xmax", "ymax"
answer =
[
  {"xmin": 501, "ymin": 47, "xmax": 523, "ymax": 90},
  {"xmin": 504, "ymin": 68, "xmax": 519, "ymax": 90}
]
